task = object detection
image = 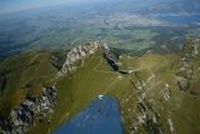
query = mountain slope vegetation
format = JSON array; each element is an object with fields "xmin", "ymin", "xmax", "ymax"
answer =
[{"xmin": 0, "ymin": 40, "xmax": 200, "ymax": 134}]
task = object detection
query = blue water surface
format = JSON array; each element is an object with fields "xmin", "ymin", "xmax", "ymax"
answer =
[{"xmin": 55, "ymin": 96, "xmax": 124, "ymax": 134}]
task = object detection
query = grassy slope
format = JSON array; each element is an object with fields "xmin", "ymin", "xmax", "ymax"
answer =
[
  {"xmin": 119, "ymin": 53, "xmax": 200, "ymax": 134},
  {"xmin": 0, "ymin": 51, "xmax": 57, "ymax": 116},
  {"xmin": 191, "ymin": 56, "xmax": 200, "ymax": 94},
  {"xmin": 28, "ymin": 50, "xmax": 134, "ymax": 134},
  {"xmin": 29, "ymin": 50, "xmax": 200, "ymax": 134},
  {"xmin": 1, "ymin": 49, "xmax": 200, "ymax": 134}
]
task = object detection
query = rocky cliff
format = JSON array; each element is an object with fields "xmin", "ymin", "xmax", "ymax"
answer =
[
  {"xmin": 101, "ymin": 43, "xmax": 120, "ymax": 71},
  {"xmin": 177, "ymin": 39, "xmax": 200, "ymax": 94},
  {"xmin": 56, "ymin": 41, "xmax": 119, "ymax": 77},
  {"xmin": 57, "ymin": 42, "xmax": 100, "ymax": 77},
  {"xmin": 0, "ymin": 86, "xmax": 57, "ymax": 134}
]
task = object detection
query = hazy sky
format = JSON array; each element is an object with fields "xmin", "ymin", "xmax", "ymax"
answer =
[{"xmin": 0, "ymin": 0, "xmax": 100, "ymax": 14}]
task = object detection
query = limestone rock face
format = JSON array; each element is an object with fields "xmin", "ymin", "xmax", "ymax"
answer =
[
  {"xmin": 57, "ymin": 42, "xmax": 101, "ymax": 77},
  {"xmin": 0, "ymin": 86, "xmax": 57, "ymax": 134},
  {"xmin": 56, "ymin": 41, "xmax": 121, "ymax": 78},
  {"xmin": 177, "ymin": 39, "xmax": 200, "ymax": 93}
]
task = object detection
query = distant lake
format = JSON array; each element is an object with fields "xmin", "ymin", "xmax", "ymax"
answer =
[{"xmin": 54, "ymin": 96, "xmax": 124, "ymax": 134}]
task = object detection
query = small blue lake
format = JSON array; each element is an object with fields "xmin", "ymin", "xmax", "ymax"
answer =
[{"xmin": 55, "ymin": 96, "xmax": 124, "ymax": 134}]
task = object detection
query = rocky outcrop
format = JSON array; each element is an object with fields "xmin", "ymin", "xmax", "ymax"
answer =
[
  {"xmin": 55, "ymin": 41, "xmax": 123, "ymax": 77},
  {"xmin": 101, "ymin": 43, "xmax": 120, "ymax": 71},
  {"xmin": 50, "ymin": 52, "xmax": 67, "ymax": 70},
  {"xmin": 54, "ymin": 42, "xmax": 120, "ymax": 77},
  {"xmin": 57, "ymin": 42, "xmax": 100, "ymax": 77},
  {"xmin": 129, "ymin": 76, "xmax": 163, "ymax": 134},
  {"xmin": 0, "ymin": 86, "xmax": 57, "ymax": 134},
  {"xmin": 121, "ymin": 72, "xmax": 174, "ymax": 134},
  {"xmin": 177, "ymin": 39, "xmax": 200, "ymax": 93}
]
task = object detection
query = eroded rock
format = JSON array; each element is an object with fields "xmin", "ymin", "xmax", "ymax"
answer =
[{"xmin": 0, "ymin": 86, "xmax": 57, "ymax": 134}]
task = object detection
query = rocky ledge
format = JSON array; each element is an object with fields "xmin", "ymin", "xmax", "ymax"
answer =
[
  {"xmin": 177, "ymin": 39, "xmax": 200, "ymax": 93},
  {"xmin": 57, "ymin": 42, "xmax": 100, "ymax": 77},
  {"xmin": 101, "ymin": 43, "xmax": 120, "ymax": 71},
  {"xmin": 0, "ymin": 86, "xmax": 57, "ymax": 134},
  {"xmin": 56, "ymin": 41, "xmax": 119, "ymax": 77},
  {"xmin": 121, "ymin": 72, "xmax": 173, "ymax": 134}
]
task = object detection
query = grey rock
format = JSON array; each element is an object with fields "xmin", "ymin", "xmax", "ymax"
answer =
[
  {"xmin": 58, "ymin": 42, "xmax": 101, "ymax": 76},
  {"xmin": 177, "ymin": 77, "xmax": 189, "ymax": 91},
  {"xmin": 0, "ymin": 86, "xmax": 57, "ymax": 133}
]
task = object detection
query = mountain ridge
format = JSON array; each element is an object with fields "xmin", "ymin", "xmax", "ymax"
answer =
[{"xmin": 0, "ymin": 39, "xmax": 200, "ymax": 134}]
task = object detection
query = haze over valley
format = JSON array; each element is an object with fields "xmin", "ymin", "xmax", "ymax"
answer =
[{"xmin": 1, "ymin": 0, "xmax": 200, "ymax": 58}]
